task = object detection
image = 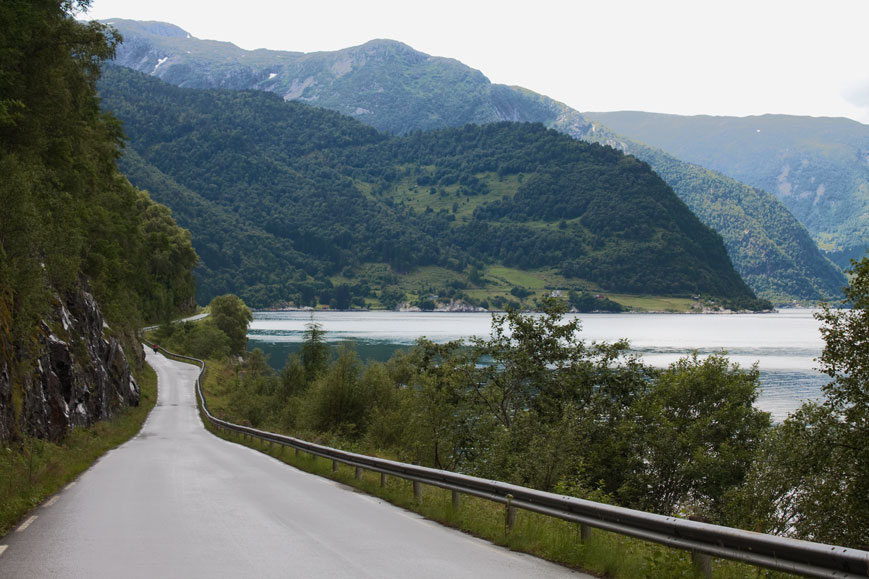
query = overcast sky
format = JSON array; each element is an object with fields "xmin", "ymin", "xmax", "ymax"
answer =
[{"xmin": 83, "ymin": 0, "xmax": 869, "ymax": 124}]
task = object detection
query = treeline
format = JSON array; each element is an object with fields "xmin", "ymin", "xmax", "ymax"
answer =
[
  {"xmin": 98, "ymin": 67, "xmax": 765, "ymax": 310},
  {"xmin": 201, "ymin": 258, "xmax": 869, "ymax": 549},
  {"xmin": 0, "ymin": 2, "xmax": 197, "ymax": 341}
]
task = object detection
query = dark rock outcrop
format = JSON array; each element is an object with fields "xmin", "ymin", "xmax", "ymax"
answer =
[{"xmin": 0, "ymin": 287, "xmax": 140, "ymax": 443}]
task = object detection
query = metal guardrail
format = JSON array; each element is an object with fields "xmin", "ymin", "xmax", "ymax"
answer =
[{"xmin": 144, "ymin": 339, "xmax": 869, "ymax": 579}]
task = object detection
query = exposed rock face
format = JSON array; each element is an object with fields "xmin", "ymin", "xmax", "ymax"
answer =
[{"xmin": 0, "ymin": 288, "xmax": 140, "ymax": 443}]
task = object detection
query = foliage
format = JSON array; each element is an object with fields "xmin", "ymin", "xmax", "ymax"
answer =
[
  {"xmin": 0, "ymin": 0, "xmax": 197, "ymax": 350},
  {"xmin": 152, "ymin": 295, "xmax": 252, "ymax": 359},
  {"xmin": 730, "ymin": 256, "xmax": 869, "ymax": 548},
  {"xmin": 98, "ymin": 66, "xmax": 761, "ymax": 309},
  {"xmin": 299, "ymin": 319, "xmax": 330, "ymax": 382},
  {"xmin": 152, "ymin": 319, "xmax": 230, "ymax": 360},
  {"xmin": 567, "ymin": 290, "xmax": 624, "ymax": 312},
  {"xmin": 620, "ymin": 353, "xmax": 770, "ymax": 521},
  {"xmin": 209, "ymin": 294, "xmax": 253, "ymax": 356}
]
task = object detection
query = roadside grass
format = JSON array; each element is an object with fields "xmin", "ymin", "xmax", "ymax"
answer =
[
  {"xmin": 194, "ymin": 356, "xmax": 794, "ymax": 579},
  {"xmin": 0, "ymin": 363, "xmax": 157, "ymax": 537}
]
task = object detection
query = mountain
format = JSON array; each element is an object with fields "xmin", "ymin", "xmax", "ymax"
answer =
[
  {"xmin": 101, "ymin": 19, "xmax": 578, "ymax": 135},
  {"xmin": 98, "ymin": 66, "xmax": 763, "ymax": 310},
  {"xmin": 98, "ymin": 19, "xmax": 845, "ymax": 303},
  {"xmin": 583, "ymin": 123, "xmax": 847, "ymax": 302},
  {"xmin": 585, "ymin": 111, "xmax": 869, "ymax": 268}
]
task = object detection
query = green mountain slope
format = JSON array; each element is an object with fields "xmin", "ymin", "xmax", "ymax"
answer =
[
  {"xmin": 99, "ymin": 18, "xmax": 845, "ymax": 303},
  {"xmin": 99, "ymin": 66, "xmax": 761, "ymax": 310},
  {"xmin": 582, "ymin": 124, "xmax": 846, "ymax": 302},
  {"xmin": 585, "ymin": 111, "xmax": 869, "ymax": 267}
]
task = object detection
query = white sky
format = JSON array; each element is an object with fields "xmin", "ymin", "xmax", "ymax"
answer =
[{"xmin": 83, "ymin": 0, "xmax": 869, "ymax": 124}]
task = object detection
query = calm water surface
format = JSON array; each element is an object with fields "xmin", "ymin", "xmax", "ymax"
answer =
[{"xmin": 248, "ymin": 309, "xmax": 827, "ymax": 422}]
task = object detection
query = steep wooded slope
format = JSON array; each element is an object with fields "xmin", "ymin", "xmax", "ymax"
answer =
[
  {"xmin": 586, "ymin": 111, "xmax": 869, "ymax": 268},
  {"xmin": 99, "ymin": 66, "xmax": 760, "ymax": 309}
]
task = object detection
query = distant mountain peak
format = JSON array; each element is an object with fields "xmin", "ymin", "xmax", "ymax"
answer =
[
  {"xmin": 357, "ymin": 38, "xmax": 417, "ymax": 52},
  {"xmin": 102, "ymin": 18, "xmax": 191, "ymax": 39}
]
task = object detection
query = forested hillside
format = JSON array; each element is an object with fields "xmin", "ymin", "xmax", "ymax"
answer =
[
  {"xmin": 582, "ymin": 124, "xmax": 847, "ymax": 302},
  {"xmin": 0, "ymin": 2, "xmax": 197, "ymax": 442},
  {"xmin": 99, "ymin": 19, "xmax": 845, "ymax": 303},
  {"xmin": 586, "ymin": 111, "xmax": 869, "ymax": 269},
  {"xmin": 99, "ymin": 66, "xmax": 763, "ymax": 310}
]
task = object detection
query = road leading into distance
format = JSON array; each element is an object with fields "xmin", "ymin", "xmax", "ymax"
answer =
[{"xmin": 0, "ymin": 351, "xmax": 588, "ymax": 578}]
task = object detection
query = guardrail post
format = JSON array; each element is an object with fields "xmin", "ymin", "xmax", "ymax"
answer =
[
  {"xmin": 687, "ymin": 515, "xmax": 712, "ymax": 577},
  {"xmin": 355, "ymin": 466, "xmax": 362, "ymax": 480},
  {"xmin": 294, "ymin": 447, "xmax": 299, "ymax": 457},
  {"xmin": 580, "ymin": 523, "xmax": 593, "ymax": 544},
  {"xmin": 691, "ymin": 551, "xmax": 712, "ymax": 578},
  {"xmin": 332, "ymin": 460, "xmax": 339, "ymax": 473},
  {"xmin": 505, "ymin": 494, "xmax": 516, "ymax": 535},
  {"xmin": 451, "ymin": 490, "xmax": 461, "ymax": 511},
  {"xmin": 413, "ymin": 481, "xmax": 423, "ymax": 502},
  {"xmin": 380, "ymin": 473, "xmax": 387, "ymax": 487}
]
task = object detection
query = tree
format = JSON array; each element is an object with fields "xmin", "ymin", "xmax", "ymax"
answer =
[
  {"xmin": 731, "ymin": 256, "xmax": 869, "ymax": 548},
  {"xmin": 209, "ymin": 294, "xmax": 252, "ymax": 356},
  {"xmin": 299, "ymin": 345, "xmax": 364, "ymax": 436},
  {"xmin": 816, "ymin": 256, "xmax": 869, "ymax": 424},
  {"xmin": 808, "ymin": 257, "xmax": 868, "ymax": 546},
  {"xmin": 621, "ymin": 353, "xmax": 771, "ymax": 521},
  {"xmin": 299, "ymin": 318, "xmax": 329, "ymax": 382}
]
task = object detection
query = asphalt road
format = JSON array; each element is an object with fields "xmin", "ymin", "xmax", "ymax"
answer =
[{"xmin": 0, "ymin": 351, "xmax": 588, "ymax": 578}]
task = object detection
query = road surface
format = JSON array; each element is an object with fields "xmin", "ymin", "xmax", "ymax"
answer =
[{"xmin": 0, "ymin": 350, "xmax": 587, "ymax": 578}]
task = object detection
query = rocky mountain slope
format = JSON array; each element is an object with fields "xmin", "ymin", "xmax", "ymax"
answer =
[{"xmin": 0, "ymin": 288, "xmax": 140, "ymax": 442}]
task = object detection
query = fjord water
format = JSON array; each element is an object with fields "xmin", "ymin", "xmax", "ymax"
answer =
[{"xmin": 248, "ymin": 309, "xmax": 827, "ymax": 422}]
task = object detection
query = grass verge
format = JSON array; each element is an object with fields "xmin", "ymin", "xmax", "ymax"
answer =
[{"xmin": 0, "ymin": 363, "xmax": 157, "ymax": 537}]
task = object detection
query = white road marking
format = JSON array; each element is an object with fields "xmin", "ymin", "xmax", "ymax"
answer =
[
  {"xmin": 64, "ymin": 482, "xmax": 76, "ymax": 491},
  {"xmin": 16, "ymin": 516, "xmax": 37, "ymax": 532},
  {"xmin": 43, "ymin": 496, "xmax": 60, "ymax": 508},
  {"xmin": 0, "ymin": 545, "xmax": 7, "ymax": 556}
]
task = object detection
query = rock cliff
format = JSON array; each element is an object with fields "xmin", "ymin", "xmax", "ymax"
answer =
[{"xmin": 0, "ymin": 287, "xmax": 140, "ymax": 443}]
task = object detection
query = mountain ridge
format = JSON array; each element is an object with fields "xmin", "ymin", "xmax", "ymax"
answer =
[
  {"xmin": 100, "ymin": 18, "xmax": 846, "ymax": 302},
  {"xmin": 99, "ymin": 65, "xmax": 762, "ymax": 310}
]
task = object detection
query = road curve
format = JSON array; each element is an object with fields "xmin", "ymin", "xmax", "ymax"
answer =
[{"xmin": 0, "ymin": 351, "xmax": 587, "ymax": 578}]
